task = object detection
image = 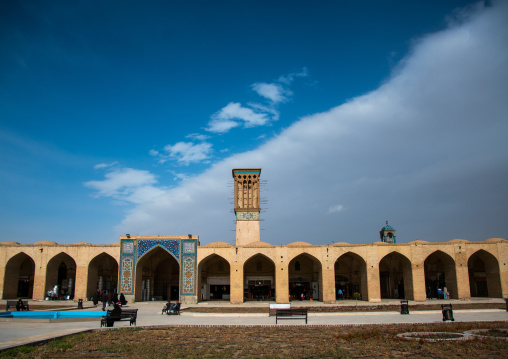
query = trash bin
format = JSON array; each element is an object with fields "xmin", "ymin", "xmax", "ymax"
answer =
[
  {"xmin": 400, "ymin": 300, "xmax": 409, "ymax": 315},
  {"xmin": 441, "ymin": 303, "xmax": 454, "ymax": 321},
  {"xmin": 77, "ymin": 298, "xmax": 83, "ymax": 309}
]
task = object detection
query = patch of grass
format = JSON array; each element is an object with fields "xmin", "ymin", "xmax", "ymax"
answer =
[
  {"xmin": 9, "ymin": 322, "xmax": 508, "ymax": 358},
  {"xmin": 49, "ymin": 338, "xmax": 72, "ymax": 350},
  {"xmin": 0, "ymin": 345, "xmax": 35, "ymax": 358}
]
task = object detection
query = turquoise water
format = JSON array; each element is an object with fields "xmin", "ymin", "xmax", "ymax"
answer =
[{"xmin": 0, "ymin": 311, "xmax": 104, "ymax": 319}]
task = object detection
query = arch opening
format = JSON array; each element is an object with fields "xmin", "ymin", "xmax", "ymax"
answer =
[
  {"xmin": 87, "ymin": 253, "xmax": 119, "ymax": 299},
  {"xmin": 289, "ymin": 253, "xmax": 322, "ymax": 301},
  {"xmin": 3, "ymin": 253, "xmax": 35, "ymax": 299},
  {"xmin": 45, "ymin": 253, "xmax": 77, "ymax": 300},
  {"xmin": 243, "ymin": 254, "xmax": 275, "ymax": 301},
  {"xmin": 334, "ymin": 252, "xmax": 368, "ymax": 301},
  {"xmin": 424, "ymin": 251, "xmax": 458, "ymax": 299},
  {"xmin": 198, "ymin": 254, "xmax": 230, "ymax": 302},
  {"xmin": 135, "ymin": 246, "xmax": 179, "ymax": 302},
  {"xmin": 468, "ymin": 250, "xmax": 502, "ymax": 298},
  {"xmin": 379, "ymin": 252, "xmax": 414, "ymax": 300}
]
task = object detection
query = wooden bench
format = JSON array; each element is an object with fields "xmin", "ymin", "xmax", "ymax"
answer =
[
  {"xmin": 6, "ymin": 300, "xmax": 29, "ymax": 311},
  {"xmin": 100, "ymin": 309, "xmax": 138, "ymax": 327},
  {"xmin": 269, "ymin": 303, "xmax": 290, "ymax": 316},
  {"xmin": 275, "ymin": 308, "xmax": 308, "ymax": 324}
]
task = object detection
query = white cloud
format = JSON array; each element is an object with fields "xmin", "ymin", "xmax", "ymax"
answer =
[
  {"xmin": 206, "ymin": 117, "xmax": 239, "ymax": 133},
  {"xmin": 93, "ymin": 162, "xmax": 119, "ymax": 170},
  {"xmin": 277, "ymin": 67, "xmax": 309, "ymax": 85},
  {"xmin": 328, "ymin": 205, "xmax": 344, "ymax": 214},
  {"xmin": 163, "ymin": 141, "xmax": 212, "ymax": 165},
  {"xmin": 186, "ymin": 133, "xmax": 210, "ymax": 141},
  {"xmin": 206, "ymin": 102, "xmax": 272, "ymax": 133},
  {"xmin": 251, "ymin": 83, "xmax": 289, "ymax": 103},
  {"xmin": 88, "ymin": 2, "xmax": 508, "ymax": 244},
  {"xmin": 205, "ymin": 69, "xmax": 307, "ymax": 134},
  {"xmin": 84, "ymin": 168, "xmax": 158, "ymax": 200}
]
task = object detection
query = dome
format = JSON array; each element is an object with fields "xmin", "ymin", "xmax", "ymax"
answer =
[
  {"xmin": 447, "ymin": 239, "xmax": 469, "ymax": 244},
  {"xmin": 287, "ymin": 241, "xmax": 312, "ymax": 247},
  {"xmin": 243, "ymin": 241, "xmax": 273, "ymax": 248},
  {"xmin": 203, "ymin": 241, "xmax": 234, "ymax": 248},
  {"xmin": 484, "ymin": 238, "xmax": 507, "ymax": 243},
  {"xmin": 34, "ymin": 241, "xmax": 57, "ymax": 246},
  {"xmin": 409, "ymin": 240, "xmax": 429, "ymax": 244},
  {"xmin": 332, "ymin": 242, "xmax": 351, "ymax": 246},
  {"xmin": 0, "ymin": 241, "xmax": 20, "ymax": 246},
  {"xmin": 381, "ymin": 221, "xmax": 395, "ymax": 231}
]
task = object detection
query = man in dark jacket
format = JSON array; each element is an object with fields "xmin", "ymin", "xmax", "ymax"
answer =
[{"xmin": 101, "ymin": 291, "xmax": 108, "ymax": 311}]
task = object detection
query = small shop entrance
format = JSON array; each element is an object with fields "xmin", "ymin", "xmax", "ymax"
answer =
[
  {"xmin": 210, "ymin": 285, "xmax": 230, "ymax": 300},
  {"xmin": 289, "ymin": 278, "xmax": 310, "ymax": 300},
  {"xmin": 247, "ymin": 280, "xmax": 273, "ymax": 300}
]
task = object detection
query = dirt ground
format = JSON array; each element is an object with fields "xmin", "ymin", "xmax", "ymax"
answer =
[{"xmin": 2, "ymin": 321, "xmax": 508, "ymax": 358}]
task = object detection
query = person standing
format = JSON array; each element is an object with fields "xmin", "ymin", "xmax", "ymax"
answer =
[
  {"xmin": 107, "ymin": 291, "xmax": 113, "ymax": 308},
  {"xmin": 101, "ymin": 291, "xmax": 108, "ymax": 311},
  {"xmin": 338, "ymin": 288, "xmax": 343, "ymax": 300}
]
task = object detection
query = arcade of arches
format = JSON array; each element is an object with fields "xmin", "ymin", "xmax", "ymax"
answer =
[{"xmin": 2, "ymin": 238, "xmax": 507, "ymax": 304}]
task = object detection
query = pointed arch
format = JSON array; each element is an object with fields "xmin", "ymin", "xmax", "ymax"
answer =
[
  {"xmin": 243, "ymin": 253, "xmax": 275, "ymax": 301},
  {"xmin": 424, "ymin": 250, "xmax": 458, "ymax": 299},
  {"xmin": 288, "ymin": 252, "xmax": 323, "ymax": 301},
  {"xmin": 468, "ymin": 249, "xmax": 502, "ymax": 298},
  {"xmin": 334, "ymin": 252, "xmax": 368, "ymax": 301},
  {"xmin": 134, "ymin": 246, "xmax": 179, "ymax": 302},
  {"xmin": 3, "ymin": 252, "xmax": 35, "ymax": 299},
  {"xmin": 137, "ymin": 244, "xmax": 179, "ymax": 262},
  {"xmin": 45, "ymin": 252, "xmax": 77, "ymax": 299},
  {"xmin": 87, "ymin": 252, "xmax": 119, "ymax": 299},
  {"xmin": 379, "ymin": 252, "xmax": 413, "ymax": 300},
  {"xmin": 198, "ymin": 254, "xmax": 231, "ymax": 301}
]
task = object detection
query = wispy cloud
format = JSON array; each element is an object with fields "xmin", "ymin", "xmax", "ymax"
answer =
[
  {"xmin": 186, "ymin": 133, "xmax": 209, "ymax": 141},
  {"xmin": 207, "ymin": 102, "xmax": 272, "ymax": 133},
  {"xmin": 160, "ymin": 141, "xmax": 213, "ymax": 165},
  {"xmin": 84, "ymin": 167, "xmax": 162, "ymax": 204},
  {"xmin": 251, "ymin": 83, "xmax": 289, "ymax": 103},
  {"xmin": 205, "ymin": 68, "xmax": 308, "ymax": 134},
  {"xmin": 93, "ymin": 162, "xmax": 119, "ymax": 170},
  {"xmin": 328, "ymin": 205, "xmax": 345, "ymax": 214}
]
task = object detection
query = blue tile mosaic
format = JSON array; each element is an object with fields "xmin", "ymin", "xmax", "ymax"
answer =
[{"xmin": 137, "ymin": 239, "xmax": 179, "ymax": 259}]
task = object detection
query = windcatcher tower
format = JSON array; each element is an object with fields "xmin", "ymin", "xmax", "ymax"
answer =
[{"xmin": 233, "ymin": 168, "xmax": 261, "ymax": 246}]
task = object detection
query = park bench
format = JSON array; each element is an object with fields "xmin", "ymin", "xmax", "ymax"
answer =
[
  {"xmin": 269, "ymin": 303, "xmax": 291, "ymax": 316},
  {"xmin": 164, "ymin": 303, "xmax": 181, "ymax": 315},
  {"xmin": 275, "ymin": 308, "xmax": 308, "ymax": 324},
  {"xmin": 100, "ymin": 309, "xmax": 138, "ymax": 327},
  {"xmin": 6, "ymin": 300, "xmax": 29, "ymax": 311}
]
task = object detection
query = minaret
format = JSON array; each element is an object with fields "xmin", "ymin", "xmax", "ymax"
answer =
[
  {"xmin": 380, "ymin": 221, "xmax": 396, "ymax": 243},
  {"xmin": 232, "ymin": 168, "xmax": 261, "ymax": 246}
]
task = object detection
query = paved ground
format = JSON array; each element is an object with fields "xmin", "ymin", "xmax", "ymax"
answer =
[{"xmin": 1, "ymin": 298, "xmax": 507, "ymax": 351}]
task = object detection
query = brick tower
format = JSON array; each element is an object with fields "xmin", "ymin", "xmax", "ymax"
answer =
[{"xmin": 232, "ymin": 168, "xmax": 261, "ymax": 246}]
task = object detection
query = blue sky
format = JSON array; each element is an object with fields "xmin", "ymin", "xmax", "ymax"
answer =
[{"xmin": 1, "ymin": 0, "xmax": 507, "ymax": 245}]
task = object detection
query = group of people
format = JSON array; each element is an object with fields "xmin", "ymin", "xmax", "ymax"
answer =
[
  {"xmin": 163, "ymin": 300, "xmax": 180, "ymax": 314},
  {"xmin": 92, "ymin": 290, "xmax": 128, "ymax": 311},
  {"xmin": 426, "ymin": 286, "xmax": 449, "ymax": 299}
]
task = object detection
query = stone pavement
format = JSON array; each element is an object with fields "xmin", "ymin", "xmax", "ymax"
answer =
[{"xmin": 1, "ymin": 298, "xmax": 507, "ymax": 351}]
